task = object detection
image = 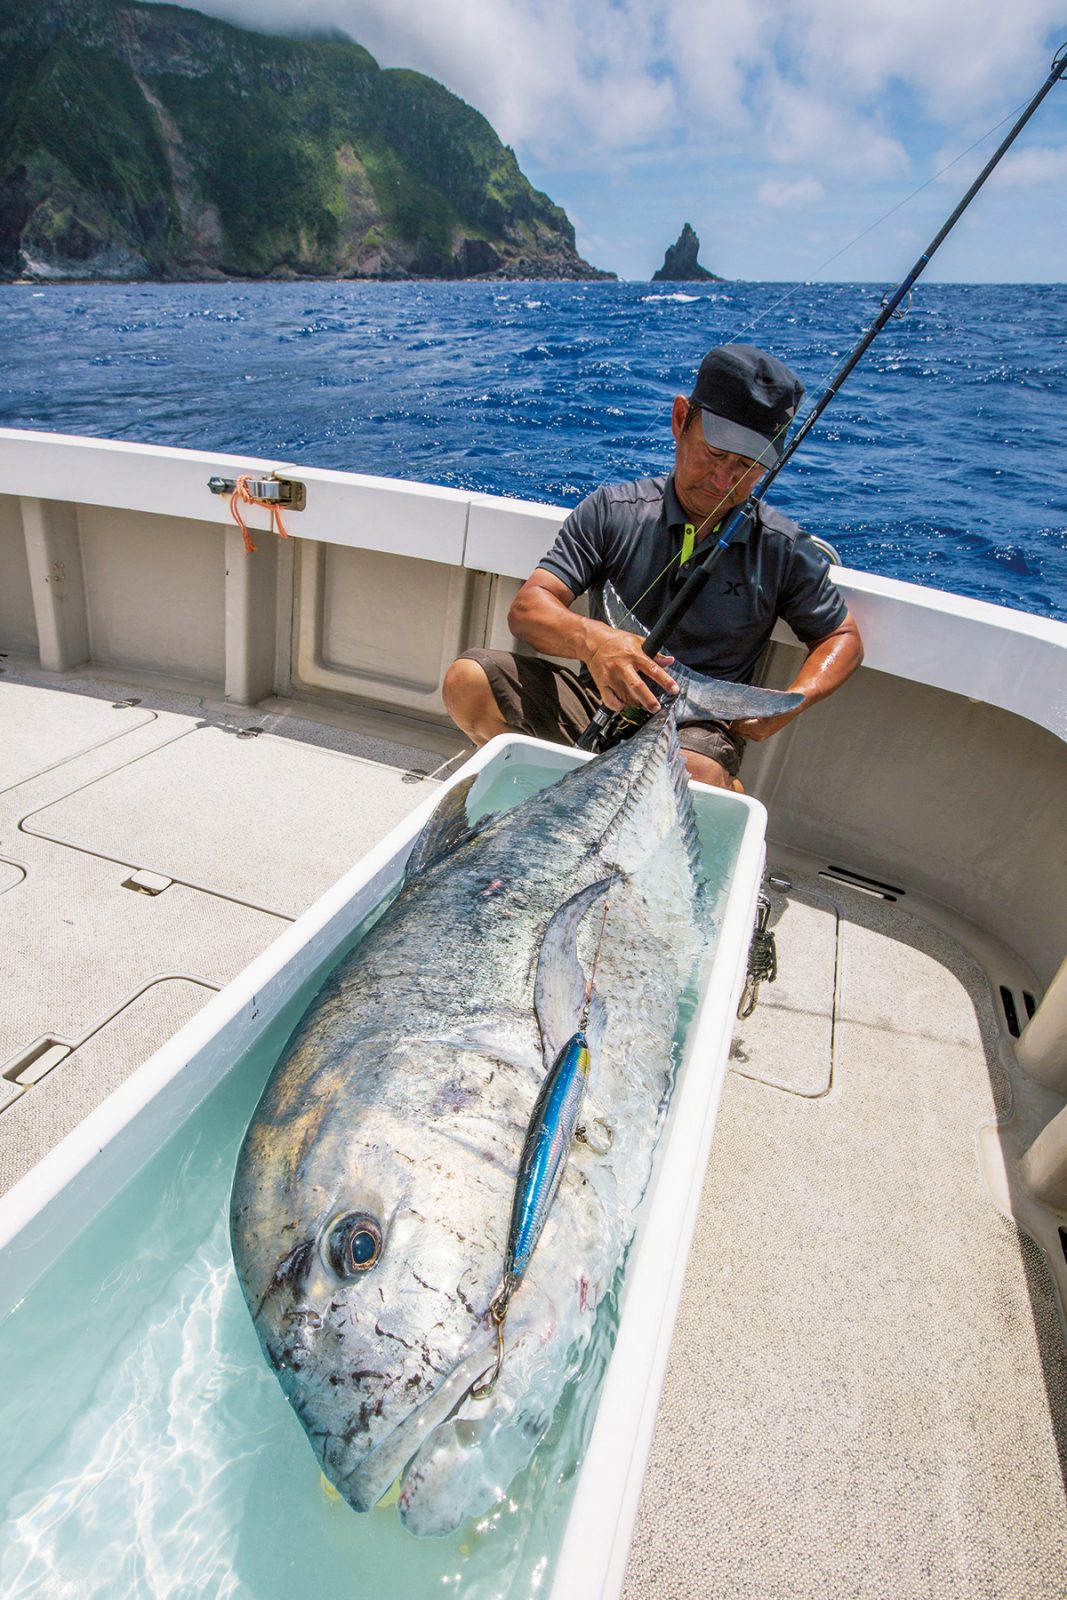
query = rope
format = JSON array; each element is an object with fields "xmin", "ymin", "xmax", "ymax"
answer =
[{"xmin": 228, "ymin": 475, "xmax": 292, "ymax": 555}]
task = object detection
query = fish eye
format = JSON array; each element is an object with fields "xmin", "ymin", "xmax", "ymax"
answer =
[{"xmin": 325, "ymin": 1213, "xmax": 383, "ymax": 1277}]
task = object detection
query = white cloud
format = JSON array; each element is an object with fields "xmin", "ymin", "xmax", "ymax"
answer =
[
  {"xmin": 758, "ymin": 177, "xmax": 826, "ymax": 208},
  {"xmin": 164, "ymin": 0, "xmax": 1067, "ymax": 164},
  {"xmin": 998, "ymin": 144, "xmax": 1067, "ymax": 185}
]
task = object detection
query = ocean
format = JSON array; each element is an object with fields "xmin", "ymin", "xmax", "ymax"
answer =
[{"xmin": 1, "ymin": 279, "xmax": 1064, "ymax": 620}]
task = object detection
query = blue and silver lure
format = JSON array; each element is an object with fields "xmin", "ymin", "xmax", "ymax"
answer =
[
  {"xmin": 506, "ymin": 1026, "xmax": 591, "ymax": 1288},
  {"xmin": 473, "ymin": 878, "xmax": 611, "ymax": 1399}
]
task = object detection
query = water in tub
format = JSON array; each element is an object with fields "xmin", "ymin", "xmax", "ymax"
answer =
[{"xmin": 0, "ymin": 757, "xmax": 743, "ymax": 1598}]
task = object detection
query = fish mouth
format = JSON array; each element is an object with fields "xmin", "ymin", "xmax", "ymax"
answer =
[{"xmin": 336, "ymin": 1343, "xmax": 496, "ymax": 1512}]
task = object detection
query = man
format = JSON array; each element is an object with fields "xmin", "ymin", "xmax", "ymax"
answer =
[{"xmin": 443, "ymin": 344, "xmax": 863, "ymax": 791}]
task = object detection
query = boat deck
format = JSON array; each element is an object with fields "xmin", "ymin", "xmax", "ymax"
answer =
[
  {"xmin": 625, "ymin": 873, "xmax": 1067, "ymax": 1597},
  {"xmin": 2, "ymin": 666, "xmax": 1065, "ymax": 1595},
  {"xmin": 0, "ymin": 663, "xmax": 450, "ymax": 1191}
]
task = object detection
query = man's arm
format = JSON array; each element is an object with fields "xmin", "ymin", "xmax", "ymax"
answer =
[
  {"xmin": 508, "ymin": 569, "xmax": 678, "ymax": 715},
  {"xmin": 731, "ymin": 611, "xmax": 864, "ymax": 742}
]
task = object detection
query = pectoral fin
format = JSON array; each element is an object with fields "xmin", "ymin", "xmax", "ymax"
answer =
[
  {"xmin": 533, "ymin": 879, "xmax": 611, "ymax": 1069},
  {"xmin": 595, "ymin": 579, "xmax": 803, "ymax": 721}
]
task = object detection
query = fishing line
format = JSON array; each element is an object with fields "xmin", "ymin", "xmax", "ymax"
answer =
[
  {"xmin": 721, "ymin": 95, "xmax": 1035, "ymax": 347},
  {"xmin": 622, "ymin": 90, "xmax": 1049, "ymax": 617},
  {"xmin": 578, "ymin": 41, "xmax": 1067, "ymax": 753},
  {"xmin": 617, "ymin": 92, "xmax": 1036, "ymax": 464}
]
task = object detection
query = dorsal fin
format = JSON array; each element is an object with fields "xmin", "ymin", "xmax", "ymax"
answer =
[{"xmin": 405, "ymin": 777, "xmax": 496, "ymax": 879}]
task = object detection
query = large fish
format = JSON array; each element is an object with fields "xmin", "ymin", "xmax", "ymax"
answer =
[{"xmin": 230, "ymin": 703, "xmax": 711, "ymax": 1536}]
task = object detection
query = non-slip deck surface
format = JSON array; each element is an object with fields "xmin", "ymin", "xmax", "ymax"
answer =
[
  {"xmin": 624, "ymin": 878, "xmax": 1067, "ymax": 1599},
  {"xmin": 0, "ymin": 670, "xmax": 443, "ymax": 1193}
]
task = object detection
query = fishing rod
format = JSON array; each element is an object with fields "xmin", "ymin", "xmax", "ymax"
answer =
[{"xmin": 577, "ymin": 40, "xmax": 1067, "ymax": 754}]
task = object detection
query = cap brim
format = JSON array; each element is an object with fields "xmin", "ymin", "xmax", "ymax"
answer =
[{"xmin": 700, "ymin": 408, "xmax": 784, "ymax": 468}]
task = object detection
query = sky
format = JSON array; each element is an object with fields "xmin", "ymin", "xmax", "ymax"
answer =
[{"xmin": 162, "ymin": 0, "xmax": 1067, "ymax": 281}]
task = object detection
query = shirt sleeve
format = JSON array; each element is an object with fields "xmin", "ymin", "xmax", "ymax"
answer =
[
  {"xmin": 777, "ymin": 533, "xmax": 849, "ymax": 643},
  {"xmin": 537, "ymin": 490, "xmax": 609, "ymax": 598}
]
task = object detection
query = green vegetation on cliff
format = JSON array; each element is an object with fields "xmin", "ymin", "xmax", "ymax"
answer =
[{"xmin": 0, "ymin": 0, "xmax": 610, "ymax": 280}]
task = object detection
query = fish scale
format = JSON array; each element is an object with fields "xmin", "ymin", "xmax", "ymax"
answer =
[{"xmin": 230, "ymin": 704, "xmax": 705, "ymax": 1535}]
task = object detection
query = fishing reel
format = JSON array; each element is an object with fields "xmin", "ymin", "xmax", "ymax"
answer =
[{"xmin": 576, "ymin": 690, "xmax": 677, "ymax": 754}]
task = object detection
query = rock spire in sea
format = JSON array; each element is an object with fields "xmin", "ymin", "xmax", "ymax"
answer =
[{"xmin": 652, "ymin": 224, "xmax": 722, "ymax": 282}]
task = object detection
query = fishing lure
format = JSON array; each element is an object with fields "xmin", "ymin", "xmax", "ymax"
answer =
[{"xmin": 473, "ymin": 878, "xmax": 613, "ymax": 1399}]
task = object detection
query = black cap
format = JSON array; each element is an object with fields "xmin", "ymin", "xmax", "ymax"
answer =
[{"xmin": 691, "ymin": 344, "xmax": 804, "ymax": 468}]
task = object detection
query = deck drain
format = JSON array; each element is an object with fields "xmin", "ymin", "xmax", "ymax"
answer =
[
  {"xmin": 819, "ymin": 865, "xmax": 904, "ymax": 900},
  {"xmin": 112, "ymin": 697, "xmax": 142, "ymax": 708},
  {"xmin": 236, "ymin": 726, "xmax": 264, "ymax": 739},
  {"xmin": 1000, "ymin": 986, "xmax": 1021, "ymax": 1037},
  {"xmin": 999, "ymin": 985, "xmax": 1037, "ymax": 1038}
]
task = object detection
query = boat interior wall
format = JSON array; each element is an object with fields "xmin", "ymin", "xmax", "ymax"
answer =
[
  {"xmin": 79, "ymin": 504, "xmax": 227, "ymax": 686},
  {"xmin": 0, "ymin": 494, "xmax": 36, "ymax": 657},
  {"xmin": 20, "ymin": 497, "xmax": 89, "ymax": 673},
  {"xmin": 292, "ymin": 541, "xmax": 490, "ymax": 716},
  {"xmin": 226, "ymin": 521, "xmax": 283, "ymax": 708},
  {"xmin": 746, "ymin": 641, "xmax": 1067, "ymax": 994}
]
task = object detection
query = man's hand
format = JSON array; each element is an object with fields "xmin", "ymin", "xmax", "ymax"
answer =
[
  {"xmin": 730, "ymin": 707, "xmax": 801, "ymax": 742},
  {"xmin": 508, "ymin": 569, "xmax": 678, "ymax": 715},
  {"xmin": 588, "ymin": 629, "xmax": 677, "ymax": 714}
]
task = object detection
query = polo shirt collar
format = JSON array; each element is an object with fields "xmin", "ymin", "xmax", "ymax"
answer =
[
  {"xmin": 663, "ymin": 473, "xmax": 688, "ymax": 531},
  {"xmin": 665, "ymin": 473, "xmax": 756, "ymax": 548}
]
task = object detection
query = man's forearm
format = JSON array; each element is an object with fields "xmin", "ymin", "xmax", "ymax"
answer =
[
  {"xmin": 508, "ymin": 583, "xmax": 612, "ymax": 666},
  {"xmin": 732, "ymin": 613, "xmax": 863, "ymax": 742},
  {"xmin": 788, "ymin": 615, "xmax": 864, "ymax": 709}
]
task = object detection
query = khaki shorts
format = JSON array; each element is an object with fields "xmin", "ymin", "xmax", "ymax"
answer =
[{"xmin": 458, "ymin": 649, "xmax": 745, "ymax": 777}]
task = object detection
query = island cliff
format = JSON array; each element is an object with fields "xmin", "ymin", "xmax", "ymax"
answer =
[{"xmin": 0, "ymin": 0, "xmax": 612, "ymax": 282}]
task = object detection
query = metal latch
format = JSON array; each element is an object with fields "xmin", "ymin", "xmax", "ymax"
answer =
[
  {"xmin": 738, "ymin": 893, "xmax": 778, "ymax": 1018},
  {"xmin": 207, "ymin": 474, "xmax": 307, "ymax": 511}
]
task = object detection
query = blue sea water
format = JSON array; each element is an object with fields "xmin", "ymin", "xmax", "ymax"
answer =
[{"xmin": 1, "ymin": 279, "xmax": 1064, "ymax": 619}]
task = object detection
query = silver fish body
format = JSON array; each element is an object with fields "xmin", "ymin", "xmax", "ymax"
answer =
[{"xmin": 229, "ymin": 706, "xmax": 705, "ymax": 1535}]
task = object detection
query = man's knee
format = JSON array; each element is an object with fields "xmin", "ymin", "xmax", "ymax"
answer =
[
  {"xmin": 683, "ymin": 748, "xmax": 744, "ymax": 792},
  {"xmin": 443, "ymin": 655, "xmax": 489, "ymax": 716},
  {"xmin": 442, "ymin": 656, "xmax": 508, "ymax": 743}
]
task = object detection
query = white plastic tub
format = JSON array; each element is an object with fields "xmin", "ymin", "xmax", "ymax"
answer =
[{"xmin": 0, "ymin": 734, "xmax": 767, "ymax": 1597}]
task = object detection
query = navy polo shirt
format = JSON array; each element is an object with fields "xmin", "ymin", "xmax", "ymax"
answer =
[{"xmin": 538, "ymin": 474, "xmax": 848, "ymax": 683}]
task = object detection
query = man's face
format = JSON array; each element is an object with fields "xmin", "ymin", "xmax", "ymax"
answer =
[{"xmin": 671, "ymin": 396, "xmax": 766, "ymax": 525}]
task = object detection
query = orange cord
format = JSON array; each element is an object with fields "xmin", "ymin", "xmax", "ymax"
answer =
[{"xmin": 228, "ymin": 475, "xmax": 292, "ymax": 554}]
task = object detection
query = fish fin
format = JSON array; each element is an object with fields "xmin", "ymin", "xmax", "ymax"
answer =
[
  {"xmin": 585, "ymin": 990, "xmax": 607, "ymax": 1066},
  {"xmin": 608, "ymin": 709, "xmax": 704, "ymax": 892},
  {"xmin": 405, "ymin": 777, "xmax": 498, "ymax": 878},
  {"xmin": 665, "ymin": 711, "xmax": 705, "ymax": 890},
  {"xmin": 533, "ymin": 878, "xmax": 612, "ymax": 1067},
  {"xmin": 674, "ymin": 664, "xmax": 803, "ymax": 723},
  {"xmin": 597, "ymin": 580, "xmax": 802, "ymax": 722},
  {"xmin": 597, "ymin": 579, "xmax": 650, "ymax": 638}
]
